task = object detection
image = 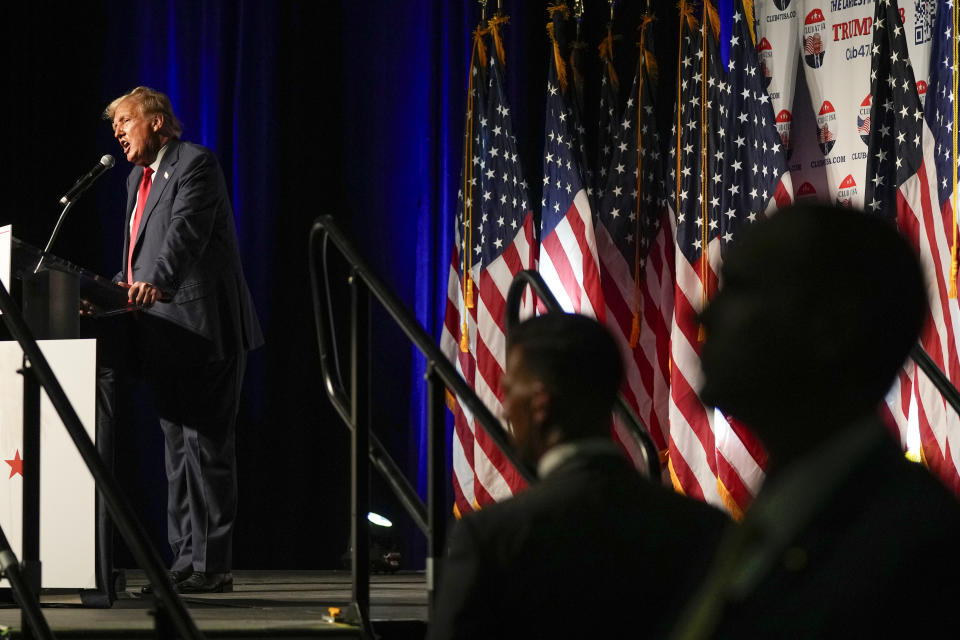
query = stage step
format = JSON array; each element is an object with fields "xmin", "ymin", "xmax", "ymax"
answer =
[{"xmin": 0, "ymin": 570, "xmax": 427, "ymax": 639}]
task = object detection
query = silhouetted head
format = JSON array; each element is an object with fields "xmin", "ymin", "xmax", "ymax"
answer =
[
  {"xmin": 699, "ymin": 203, "xmax": 926, "ymax": 459},
  {"xmin": 503, "ymin": 313, "xmax": 623, "ymax": 465}
]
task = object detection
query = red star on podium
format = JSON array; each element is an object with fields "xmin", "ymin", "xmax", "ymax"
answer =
[{"xmin": 5, "ymin": 450, "xmax": 23, "ymax": 478}]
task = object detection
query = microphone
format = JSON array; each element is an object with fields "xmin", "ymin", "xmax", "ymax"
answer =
[{"xmin": 59, "ymin": 154, "xmax": 115, "ymax": 205}]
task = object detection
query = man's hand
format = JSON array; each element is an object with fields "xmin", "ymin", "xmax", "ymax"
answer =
[{"xmin": 127, "ymin": 281, "xmax": 162, "ymax": 307}]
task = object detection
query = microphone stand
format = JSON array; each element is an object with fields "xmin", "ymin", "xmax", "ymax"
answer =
[{"xmin": 33, "ymin": 199, "xmax": 77, "ymax": 275}]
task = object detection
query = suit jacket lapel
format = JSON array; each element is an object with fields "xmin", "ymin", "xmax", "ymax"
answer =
[{"xmin": 131, "ymin": 140, "xmax": 181, "ymax": 253}]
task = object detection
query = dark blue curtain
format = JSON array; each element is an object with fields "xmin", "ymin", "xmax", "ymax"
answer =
[{"xmin": 1, "ymin": 0, "xmax": 676, "ymax": 568}]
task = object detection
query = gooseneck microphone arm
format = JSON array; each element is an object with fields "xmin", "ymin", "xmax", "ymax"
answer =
[{"xmin": 35, "ymin": 155, "xmax": 114, "ymax": 274}]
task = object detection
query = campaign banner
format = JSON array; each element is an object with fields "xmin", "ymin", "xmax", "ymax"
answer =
[
  {"xmin": 755, "ymin": 0, "xmax": 830, "ymax": 203},
  {"xmin": 790, "ymin": 69, "xmax": 831, "ymax": 202},
  {"xmin": 796, "ymin": 0, "xmax": 933, "ymax": 209}
]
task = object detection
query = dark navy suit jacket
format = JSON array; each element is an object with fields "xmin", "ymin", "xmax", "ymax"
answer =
[
  {"xmin": 428, "ymin": 449, "xmax": 728, "ymax": 639},
  {"xmin": 120, "ymin": 139, "xmax": 262, "ymax": 360}
]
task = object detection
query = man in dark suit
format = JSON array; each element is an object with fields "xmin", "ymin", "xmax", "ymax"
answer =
[
  {"xmin": 428, "ymin": 313, "xmax": 727, "ymax": 639},
  {"xmin": 100, "ymin": 86, "xmax": 263, "ymax": 594},
  {"xmin": 673, "ymin": 204, "xmax": 960, "ymax": 638}
]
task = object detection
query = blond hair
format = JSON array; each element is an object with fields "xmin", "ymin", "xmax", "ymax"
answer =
[{"xmin": 104, "ymin": 86, "xmax": 183, "ymax": 139}]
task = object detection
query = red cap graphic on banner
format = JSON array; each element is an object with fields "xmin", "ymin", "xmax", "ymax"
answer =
[
  {"xmin": 837, "ymin": 174, "xmax": 858, "ymax": 208},
  {"xmin": 816, "ymin": 101, "xmax": 837, "ymax": 155},
  {"xmin": 797, "ymin": 181, "xmax": 817, "ymax": 200}
]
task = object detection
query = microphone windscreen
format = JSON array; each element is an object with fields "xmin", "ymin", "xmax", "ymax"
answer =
[{"xmin": 100, "ymin": 154, "xmax": 115, "ymax": 168}]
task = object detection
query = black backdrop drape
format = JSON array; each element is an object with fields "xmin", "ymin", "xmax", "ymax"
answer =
[{"xmin": 0, "ymin": 1, "xmax": 677, "ymax": 569}]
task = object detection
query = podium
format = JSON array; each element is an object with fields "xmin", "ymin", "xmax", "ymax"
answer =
[
  {"xmin": 11, "ymin": 235, "xmax": 130, "ymax": 338},
  {"xmin": 1, "ymin": 229, "xmax": 132, "ymax": 604}
]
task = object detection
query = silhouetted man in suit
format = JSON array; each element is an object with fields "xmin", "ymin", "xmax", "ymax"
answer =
[
  {"xmin": 674, "ymin": 204, "xmax": 960, "ymax": 638},
  {"xmin": 429, "ymin": 313, "xmax": 727, "ymax": 639},
  {"xmin": 100, "ymin": 86, "xmax": 263, "ymax": 594}
]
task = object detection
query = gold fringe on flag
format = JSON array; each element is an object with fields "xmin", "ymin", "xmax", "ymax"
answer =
[
  {"xmin": 460, "ymin": 26, "xmax": 489, "ymax": 352},
  {"xmin": 677, "ymin": 0, "xmax": 699, "ymax": 32},
  {"xmin": 629, "ymin": 313, "xmax": 641, "ymax": 348},
  {"xmin": 598, "ymin": 30, "xmax": 619, "ymax": 91},
  {"xmin": 639, "ymin": 14, "xmax": 659, "ymax": 82},
  {"xmin": 473, "ymin": 25, "xmax": 488, "ymax": 69},
  {"xmin": 548, "ymin": 4, "xmax": 570, "ymax": 21},
  {"xmin": 704, "ymin": 0, "xmax": 721, "ymax": 40},
  {"xmin": 546, "ymin": 22, "xmax": 568, "ymax": 91},
  {"xmin": 668, "ymin": 456, "xmax": 685, "ymax": 494},
  {"xmin": 716, "ymin": 478, "xmax": 746, "ymax": 521},
  {"xmin": 742, "ymin": 0, "xmax": 756, "ymax": 46},
  {"xmin": 486, "ymin": 14, "xmax": 509, "ymax": 66}
]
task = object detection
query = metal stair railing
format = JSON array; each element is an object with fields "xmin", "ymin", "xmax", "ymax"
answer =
[
  {"xmin": 910, "ymin": 345, "xmax": 960, "ymax": 418},
  {"xmin": 0, "ymin": 281, "xmax": 203, "ymax": 640},
  {"xmin": 504, "ymin": 270, "xmax": 662, "ymax": 480},
  {"xmin": 308, "ymin": 215, "xmax": 535, "ymax": 637}
]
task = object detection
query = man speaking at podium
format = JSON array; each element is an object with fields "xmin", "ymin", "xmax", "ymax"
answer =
[{"xmin": 100, "ymin": 86, "xmax": 262, "ymax": 594}]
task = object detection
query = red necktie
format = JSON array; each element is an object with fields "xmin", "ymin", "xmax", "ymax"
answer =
[{"xmin": 127, "ymin": 167, "xmax": 154, "ymax": 284}]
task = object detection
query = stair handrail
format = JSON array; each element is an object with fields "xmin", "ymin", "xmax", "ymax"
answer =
[
  {"xmin": 504, "ymin": 270, "xmax": 662, "ymax": 479},
  {"xmin": 308, "ymin": 214, "xmax": 536, "ymax": 634},
  {"xmin": 309, "ymin": 215, "xmax": 535, "ymax": 485},
  {"xmin": 910, "ymin": 345, "xmax": 960, "ymax": 419}
]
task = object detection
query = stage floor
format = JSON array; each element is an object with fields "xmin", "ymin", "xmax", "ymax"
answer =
[{"xmin": 0, "ymin": 571, "xmax": 428, "ymax": 639}]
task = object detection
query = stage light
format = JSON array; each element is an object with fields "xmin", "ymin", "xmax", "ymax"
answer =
[
  {"xmin": 342, "ymin": 511, "xmax": 402, "ymax": 572},
  {"xmin": 367, "ymin": 512, "xmax": 393, "ymax": 527}
]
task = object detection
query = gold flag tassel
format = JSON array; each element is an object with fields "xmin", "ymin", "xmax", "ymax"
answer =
[
  {"xmin": 460, "ymin": 25, "xmax": 489, "ymax": 352},
  {"xmin": 486, "ymin": 14, "xmax": 509, "ymax": 66},
  {"xmin": 547, "ymin": 4, "xmax": 571, "ymax": 91},
  {"xmin": 704, "ymin": 0, "xmax": 721, "ymax": 39},
  {"xmin": 742, "ymin": 0, "xmax": 756, "ymax": 46},
  {"xmin": 598, "ymin": 30, "xmax": 620, "ymax": 91},
  {"xmin": 639, "ymin": 13, "xmax": 659, "ymax": 81}
]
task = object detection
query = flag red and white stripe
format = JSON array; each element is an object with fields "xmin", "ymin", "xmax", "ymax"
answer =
[
  {"xmin": 441, "ymin": 23, "xmax": 533, "ymax": 512},
  {"xmin": 666, "ymin": 2, "xmax": 792, "ymax": 517},
  {"xmin": 867, "ymin": 0, "xmax": 960, "ymax": 496}
]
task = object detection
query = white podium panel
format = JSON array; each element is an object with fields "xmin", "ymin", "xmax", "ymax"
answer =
[
  {"xmin": 0, "ymin": 225, "xmax": 10, "ymax": 304},
  {"xmin": 0, "ymin": 339, "xmax": 96, "ymax": 589}
]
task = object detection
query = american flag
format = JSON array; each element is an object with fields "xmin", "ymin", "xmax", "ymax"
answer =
[
  {"xmin": 867, "ymin": 0, "xmax": 960, "ymax": 496},
  {"xmin": 666, "ymin": 0, "xmax": 792, "ymax": 518},
  {"xmin": 596, "ymin": 27, "xmax": 622, "ymax": 199},
  {"xmin": 539, "ymin": 7, "xmax": 605, "ymax": 322},
  {"xmin": 596, "ymin": 13, "xmax": 674, "ymax": 473},
  {"xmin": 441, "ymin": 21, "xmax": 534, "ymax": 512}
]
